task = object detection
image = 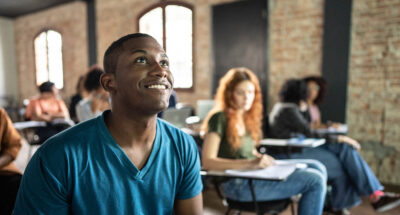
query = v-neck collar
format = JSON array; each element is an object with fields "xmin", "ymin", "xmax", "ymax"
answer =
[{"xmin": 97, "ymin": 111, "xmax": 161, "ymax": 180}]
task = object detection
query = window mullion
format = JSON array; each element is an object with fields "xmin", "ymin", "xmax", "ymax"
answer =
[
  {"xmin": 162, "ymin": 6, "xmax": 166, "ymax": 51},
  {"xmin": 46, "ymin": 31, "xmax": 50, "ymax": 82}
]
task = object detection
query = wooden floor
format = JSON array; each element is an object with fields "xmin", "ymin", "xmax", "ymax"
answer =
[{"xmin": 203, "ymin": 186, "xmax": 400, "ymax": 215}]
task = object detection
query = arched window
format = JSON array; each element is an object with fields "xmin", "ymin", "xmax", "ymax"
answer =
[
  {"xmin": 34, "ymin": 30, "xmax": 64, "ymax": 89},
  {"xmin": 138, "ymin": 3, "xmax": 194, "ymax": 89}
]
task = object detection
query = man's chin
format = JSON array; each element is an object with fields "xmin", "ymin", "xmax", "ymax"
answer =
[{"xmin": 153, "ymin": 101, "xmax": 169, "ymax": 113}]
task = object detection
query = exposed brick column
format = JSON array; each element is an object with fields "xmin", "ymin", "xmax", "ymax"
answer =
[{"xmin": 348, "ymin": 0, "xmax": 400, "ymax": 184}]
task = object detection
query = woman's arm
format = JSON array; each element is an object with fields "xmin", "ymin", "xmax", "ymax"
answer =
[
  {"xmin": 29, "ymin": 100, "xmax": 52, "ymax": 122},
  {"xmin": 338, "ymin": 135, "xmax": 361, "ymax": 151},
  {"xmin": 0, "ymin": 108, "xmax": 22, "ymax": 169},
  {"xmin": 49, "ymin": 100, "xmax": 70, "ymax": 119},
  {"xmin": 202, "ymin": 132, "xmax": 274, "ymax": 171}
]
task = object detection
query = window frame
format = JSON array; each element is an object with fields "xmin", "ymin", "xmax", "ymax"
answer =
[
  {"xmin": 137, "ymin": 1, "xmax": 195, "ymax": 92},
  {"xmin": 33, "ymin": 28, "xmax": 65, "ymax": 90}
]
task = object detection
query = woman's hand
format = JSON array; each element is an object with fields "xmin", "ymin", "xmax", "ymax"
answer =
[
  {"xmin": 327, "ymin": 121, "xmax": 342, "ymax": 129},
  {"xmin": 252, "ymin": 154, "xmax": 275, "ymax": 169},
  {"xmin": 338, "ymin": 135, "xmax": 361, "ymax": 151}
]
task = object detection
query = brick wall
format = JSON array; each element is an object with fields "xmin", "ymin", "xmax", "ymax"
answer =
[
  {"xmin": 347, "ymin": 0, "xmax": 400, "ymax": 184},
  {"xmin": 268, "ymin": 0, "xmax": 324, "ymax": 110},
  {"xmin": 14, "ymin": 2, "xmax": 88, "ymax": 103}
]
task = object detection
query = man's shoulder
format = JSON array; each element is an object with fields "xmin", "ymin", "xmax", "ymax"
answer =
[
  {"xmin": 42, "ymin": 117, "xmax": 101, "ymax": 149},
  {"xmin": 157, "ymin": 118, "xmax": 192, "ymax": 138},
  {"xmin": 157, "ymin": 119, "xmax": 197, "ymax": 150}
]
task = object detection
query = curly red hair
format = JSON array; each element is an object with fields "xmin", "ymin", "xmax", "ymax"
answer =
[{"xmin": 202, "ymin": 67, "xmax": 263, "ymax": 149}]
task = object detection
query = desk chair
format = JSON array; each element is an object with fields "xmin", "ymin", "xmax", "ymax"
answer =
[
  {"xmin": 14, "ymin": 119, "xmax": 74, "ymax": 160},
  {"xmin": 162, "ymin": 108, "xmax": 192, "ymax": 129},
  {"xmin": 201, "ymin": 171, "xmax": 295, "ymax": 215}
]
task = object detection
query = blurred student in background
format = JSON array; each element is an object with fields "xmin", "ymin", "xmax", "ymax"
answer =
[
  {"xmin": 302, "ymin": 76, "xmax": 343, "ymax": 130},
  {"xmin": 269, "ymin": 79, "xmax": 400, "ymax": 213},
  {"xmin": 0, "ymin": 107, "xmax": 22, "ymax": 215},
  {"xmin": 69, "ymin": 75, "xmax": 89, "ymax": 123},
  {"xmin": 25, "ymin": 81, "xmax": 69, "ymax": 122},
  {"xmin": 76, "ymin": 65, "xmax": 110, "ymax": 122},
  {"xmin": 25, "ymin": 81, "xmax": 71, "ymax": 144}
]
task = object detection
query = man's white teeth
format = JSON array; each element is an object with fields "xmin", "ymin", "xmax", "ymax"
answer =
[{"xmin": 148, "ymin": 84, "xmax": 166, "ymax": 89}]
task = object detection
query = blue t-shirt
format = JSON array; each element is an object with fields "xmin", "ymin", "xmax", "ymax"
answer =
[{"xmin": 14, "ymin": 111, "xmax": 202, "ymax": 215}]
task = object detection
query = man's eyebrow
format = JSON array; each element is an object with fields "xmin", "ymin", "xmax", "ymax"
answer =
[
  {"xmin": 130, "ymin": 49, "xmax": 147, "ymax": 55},
  {"xmin": 161, "ymin": 53, "xmax": 168, "ymax": 58}
]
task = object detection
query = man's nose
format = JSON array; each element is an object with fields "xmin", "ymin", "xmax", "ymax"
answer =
[{"xmin": 150, "ymin": 63, "xmax": 168, "ymax": 78}]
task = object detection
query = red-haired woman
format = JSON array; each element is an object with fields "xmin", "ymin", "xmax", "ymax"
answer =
[{"xmin": 201, "ymin": 67, "xmax": 327, "ymax": 215}]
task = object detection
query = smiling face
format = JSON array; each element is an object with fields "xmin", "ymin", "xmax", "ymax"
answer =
[
  {"xmin": 232, "ymin": 80, "xmax": 255, "ymax": 111},
  {"xmin": 106, "ymin": 36, "xmax": 174, "ymax": 115}
]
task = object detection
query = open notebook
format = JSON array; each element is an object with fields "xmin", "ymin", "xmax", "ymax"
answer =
[
  {"xmin": 203, "ymin": 160, "xmax": 305, "ymax": 181},
  {"xmin": 259, "ymin": 138, "xmax": 326, "ymax": 148}
]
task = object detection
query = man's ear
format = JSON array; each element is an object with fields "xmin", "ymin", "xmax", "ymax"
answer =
[{"xmin": 100, "ymin": 73, "xmax": 116, "ymax": 94}]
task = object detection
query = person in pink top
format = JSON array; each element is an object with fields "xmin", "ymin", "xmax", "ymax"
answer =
[
  {"xmin": 25, "ymin": 81, "xmax": 71, "ymax": 144},
  {"xmin": 25, "ymin": 81, "xmax": 69, "ymax": 122},
  {"xmin": 302, "ymin": 76, "xmax": 328, "ymax": 129}
]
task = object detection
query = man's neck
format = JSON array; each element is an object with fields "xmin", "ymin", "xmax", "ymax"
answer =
[{"xmin": 105, "ymin": 110, "xmax": 158, "ymax": 148}]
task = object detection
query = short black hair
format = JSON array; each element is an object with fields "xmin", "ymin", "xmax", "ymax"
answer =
[
  {"xmin": 279, "ymin": 79, "xmax": 308, "ymax": 105},
  {"xmin": 103, "ymin": 33, "xmax": 153, "ymax": 74},
  {"xmin": 39, "ymin": 81, "xmax": 55, "ymax": 93},
  {"xmin": 84, "ymin": 66, "xmax": 104, "ymax": 92}
]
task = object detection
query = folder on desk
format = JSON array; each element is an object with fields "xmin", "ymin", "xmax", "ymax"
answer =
[
  {"xmin": 13, "ymin": 121, "xmax": 47, "ymax": 130},
  {"xmin": 315, "ymin": 124, "xmax": 348, "ymax": 135},
  {"xmin": 260, "ymin": 138, "xmax": 325, "ymax": 148}
]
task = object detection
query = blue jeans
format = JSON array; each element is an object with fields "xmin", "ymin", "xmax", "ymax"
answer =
[
  {"xmin": 221, "ymin": 159, "xmax": 327, "ymax": 215},
  {"xmin": 274, "ymin": 143, "xmax": 383, "ymax": 210}
]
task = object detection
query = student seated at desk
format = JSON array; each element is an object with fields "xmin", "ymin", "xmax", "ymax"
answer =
[
  {"xmin": 76, "ymin": 66, "xmax": 110, "ymax": 122},
  {"xmin": 0, "ymin": 108, "xmax": 22, "ymax": 215},
  {"xmin": 25, "ymin": 81, "xmax": 69, "ymax": 122},
  {"xmin": 302, "ymin": 76, "xmax": 342, "ymax": 130},
  {"xmin": 269, "ymin": 79, "xmax": 400, "ymax": 213},
  {"xmin": 68, "ymin": 75, "xmax": 89, "ymax": 123},
  {"xmin": 201, "ymin": 68, "xmax": 327, "ymax": 215},
  {"xmin": 25, "ymin": 81, "xmax": 71, "ymax": 144}
]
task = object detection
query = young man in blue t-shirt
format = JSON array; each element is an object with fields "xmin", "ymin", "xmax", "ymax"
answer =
[{"xmin": 13, "ymin": 33, "xmax": 203, "ymax": 215}]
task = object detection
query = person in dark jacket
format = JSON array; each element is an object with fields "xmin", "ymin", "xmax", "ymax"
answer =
[{"xmin": 268, "ymin": 79, "xmax": 400, "ymax": 213}]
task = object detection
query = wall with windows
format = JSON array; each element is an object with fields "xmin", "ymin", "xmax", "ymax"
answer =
[
  {"xmin": 0, "ymin": 17, "xmax": 18, "ymax": 99},
  {"xmin": 9, "ymin": 0, "xmax": 400, "ymax": 183},
  {"xmin": 14, "ymin": 2, "xmax": 88, "ymax": 102},
  {"xmin": 96, "ymin": 0, "xmax": 237, "ymax": 108}
]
